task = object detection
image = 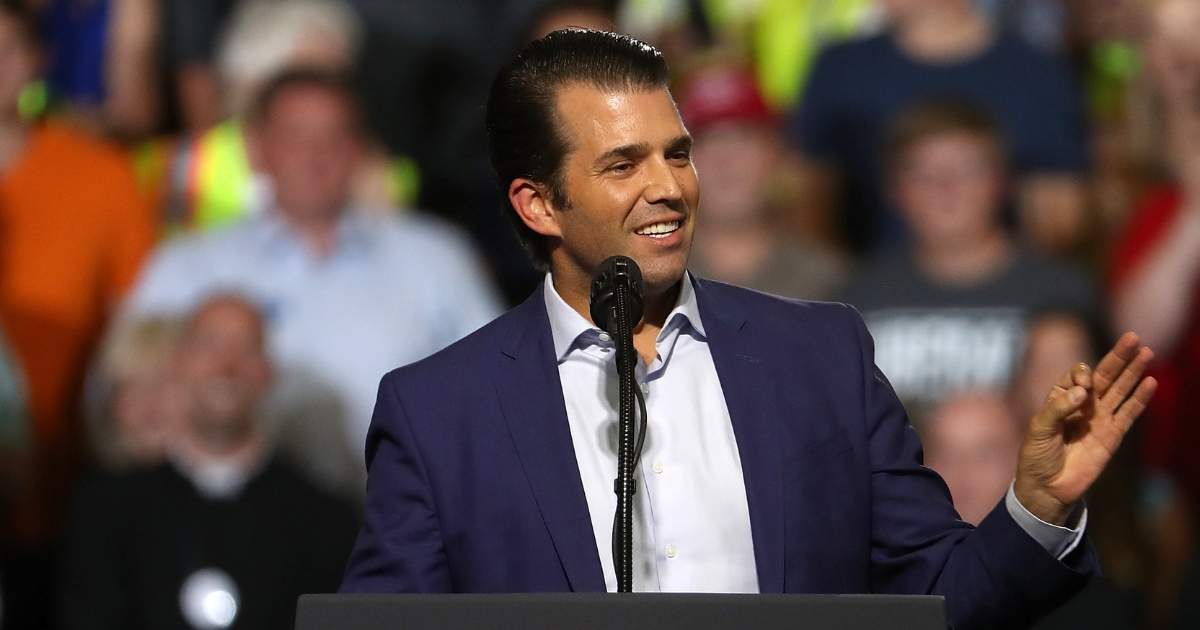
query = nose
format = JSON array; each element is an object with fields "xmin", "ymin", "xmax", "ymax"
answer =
[{"xmin": 642, "ymin": 156, "xmax": 684, "ymax": 205}]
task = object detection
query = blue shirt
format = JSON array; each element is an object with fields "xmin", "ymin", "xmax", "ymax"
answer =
[
  {"xmin": 42, "ymin": 0, "xmax": 110, "ymax": 105},
  {"xmin": 790, "ymin": 31, "xmax": 1088, "ymax": 252},
  {"xmin": 126, "ymin": 210, "xmax": 504, "ymax": 456}
]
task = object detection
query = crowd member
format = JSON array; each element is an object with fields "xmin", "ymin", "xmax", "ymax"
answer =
[
  {"xmin": 922, "ymin": 390, "xmax": 1022, "ymax": 526},
  {"xmin": 0, "ymin": 327, "xmax": 29, "ymax": 595},
  {"xmin": 681, "ymin": 63, "xmax": 850, "ymax": 300},
  {"xmin": 125, "ymin": 70, "xmax": 503, "ymax": 494},
  {"xmin": 839, "ymin": 99, "xmax": 1096, "ymax": 428},
  {"xmin": 58, "ymin": 295, "xmax": 358, "ymax": 630},
  {"xmin": 149, "ymin": 0, "xmax": 367, "ymax": 233},
  {"xmin": 1111, "ymin": 0, "xmax": 1200, "ymax": 505},
  {"xmin": 621, "ymin": 0, "xmax": 883, "ymax": 112},
  {"xmin": 40, "ymin": 0, "xmax": 162, "ymax": 140},
  {"xmin": 789, "ymin": 0, "xmax": 1088, "ymax": 256},
  {"xmin": 974, "ymin": 0, "xmax": 1067, "ymax": 55},
  {"xmin": 505, "ymin": 0, "xmax": 617, "ymax": 41},
  {"xmin": 0, "ymin": 1, "xmax": 156, "ymax": 626},
  {"xmin": 1109, "ymin": 1, "xmax": 1200, "ymax": 623},
  {"xmin": 163, "ymin": 0, "xmax": 237, "ymax": 136},
  {"xmin": 87, "ymin": 317, "xmax": 187, "ymax": 471},
  {"xmin": 350, "ymin": 0, "xmax": 573, "ymax": 305}
]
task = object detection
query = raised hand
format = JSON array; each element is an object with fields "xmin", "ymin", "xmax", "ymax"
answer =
[{"xmin": 1014, "ymin": 332, "xmax": 1158, "ymax": 526}]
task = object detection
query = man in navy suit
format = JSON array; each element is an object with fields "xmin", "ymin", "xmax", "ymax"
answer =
[{"xmin": 340, "ymin": 30, "xmax": 1157, "ymax": 630}]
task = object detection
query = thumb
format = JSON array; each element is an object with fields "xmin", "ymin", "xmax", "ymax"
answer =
[{"xmin": 1030, "ymin": 383, "xmax": 1088, "ymax": 439}]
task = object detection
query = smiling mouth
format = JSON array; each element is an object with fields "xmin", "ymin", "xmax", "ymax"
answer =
[{"xmin": 634, "ymin": 220, "xmax": 681, "ymax": 239}]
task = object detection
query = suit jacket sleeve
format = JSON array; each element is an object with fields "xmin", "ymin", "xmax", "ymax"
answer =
[
  {"xmin": 340, "ymin": 371, "xmax": 453, "ymax": 593},
  {"xmin": 848, "ymin": 305, "xmax": 1098, "ymax": 629}
]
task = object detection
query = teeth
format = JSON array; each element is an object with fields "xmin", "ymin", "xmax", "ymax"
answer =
[{"xmin": 635, "ymin": 221, "xmax": 680, "ymax": 237}]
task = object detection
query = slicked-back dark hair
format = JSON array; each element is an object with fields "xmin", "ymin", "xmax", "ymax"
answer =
[{"xmin": 486, "ymin": 28, "xmax": 670, "ymax": 270}]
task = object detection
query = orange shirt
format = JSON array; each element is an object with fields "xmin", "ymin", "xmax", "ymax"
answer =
[{"xmin": 0, "ymin": 122, "xmax": 155, "ymax": 544}]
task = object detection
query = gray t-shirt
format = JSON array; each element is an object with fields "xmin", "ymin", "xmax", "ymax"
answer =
[{"xmin": 839, "ymin": 248, "xmax": 1097, "ymax": 423}]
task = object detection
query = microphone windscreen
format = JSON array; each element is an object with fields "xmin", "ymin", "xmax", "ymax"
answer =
[{"xmin": 589, "ymin": 256, "xmax": 644, "ymax": 333}]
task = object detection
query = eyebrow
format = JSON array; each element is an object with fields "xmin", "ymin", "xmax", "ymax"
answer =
[
  {"xmin": 667, "ymin": 134, "xmax": 693, "ymax": 154},
  {"xmin": 593, "ymin": 134, "xmax": 693, "ymax": 168}
]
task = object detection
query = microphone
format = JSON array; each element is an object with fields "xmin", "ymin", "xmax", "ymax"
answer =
[
  {"xmin": 588, "ymin": 256, "xmax": 647, "ymax": 594},
  {"xmin": 589, "ymin": 256, "xmax": 644, "ymax": 334}
]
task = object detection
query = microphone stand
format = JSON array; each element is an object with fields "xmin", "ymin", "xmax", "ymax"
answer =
[{"xmin": 590, "ymin": 256, "xmax": 648, "ymax": 593}]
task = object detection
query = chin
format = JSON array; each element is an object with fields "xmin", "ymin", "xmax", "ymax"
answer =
[{"xmin": 638, "ymin": 262, "xmax": 688, "ymax": 297}]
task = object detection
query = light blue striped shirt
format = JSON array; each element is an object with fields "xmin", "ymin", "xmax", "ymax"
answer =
[{"xmin": 125, "ymin": 210, "xmax": 504, "ymax": 459}]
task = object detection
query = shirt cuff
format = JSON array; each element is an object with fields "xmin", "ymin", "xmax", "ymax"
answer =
[{"xmin": 1005, "ymin": 481, "xmax": 1087, "ymax": 560}]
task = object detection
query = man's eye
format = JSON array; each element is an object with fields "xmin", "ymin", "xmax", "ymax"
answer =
[
  {"xmin": 670, "ymin": 152, "xmax": 691, "ymax": 163},
  {"xmin": 609, "ymin": 162, "xmax": 633, "ymax": 173}
]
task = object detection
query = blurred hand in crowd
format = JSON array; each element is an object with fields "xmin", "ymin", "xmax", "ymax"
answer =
[{"xmin": 1113, "ymin": 0, "xmax": 1200, "ymax": 355}]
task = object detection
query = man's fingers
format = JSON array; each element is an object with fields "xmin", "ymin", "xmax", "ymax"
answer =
[
  {"xmin": 1112, "ymin": 377, "xmax": 1159, "ymax": 435},
  {"xmin": 1093, "ymin": 332, "xmax": 1142, "ymax": 398},
  {"xmin": 1051, "ymin": 363, "xmax": 1088, "ymax": 394},
  {"xmin": 1101, "ymin": 346, "xmax": 1155, "ymax": 409},
  {"xmin": 1034, "ymin": 384, "xmax": 1088, "ymax": 434},
  {"xmin": 1071, "ymin": 363, "xmax": 1092, "ymax": 390}
]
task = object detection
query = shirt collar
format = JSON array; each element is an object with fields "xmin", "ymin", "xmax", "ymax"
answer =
[
  {"xmin": 543, "ymin": 271, "xmax": 705, "ymax": 364},
  {"xmin": 253, "ymin": 207, "xmax": 373, "ymax": 258},
  {"xmin": 167, "ymin": 433, "xmax": 267, "ymax": 500}
]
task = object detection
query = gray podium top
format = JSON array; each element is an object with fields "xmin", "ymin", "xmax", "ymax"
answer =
[{"xmin": 296, "ymin": 593, "xmax": 947, "ymax": 630}]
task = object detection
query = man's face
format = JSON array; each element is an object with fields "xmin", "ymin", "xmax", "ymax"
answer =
[
  {"xmin": 256, "ymin": 85, "xmax": 360, "ymax": 222},
  {"xmin": 923, "ymin": 393, "xmax": 1021, "ymax": 526},
  {"xmin": 691, "ymin": 120, "xmax": 778, "ymax": 225},
  {"xmin": 892, "ymin": 132, "xmax": 1005, "ymax": 249},
  {"xmin": 546, "ymin": 85, "xmax": 699, "ymax": 296},
  {"xmin": 178, "ymin": 300, "xmax": 271, "ymax": 438}
]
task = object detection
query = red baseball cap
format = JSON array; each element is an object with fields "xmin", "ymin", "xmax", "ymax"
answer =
[{"xmin": 678, "ymin": 65, "xmax": 775, "ymax": 133}]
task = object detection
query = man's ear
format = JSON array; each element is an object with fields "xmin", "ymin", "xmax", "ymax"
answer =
[{"xmin": 509, "ymin": 178, "xmax": 563, "ymax": 238}]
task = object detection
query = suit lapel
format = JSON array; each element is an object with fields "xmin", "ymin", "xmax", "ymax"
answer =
[
  {"xmin": 494, "ymin": 286, "xmax": 607, "ymax": 592},
  {"xmin": 694, "ymin": 278, "xmax": 787, "ymax": 594}
]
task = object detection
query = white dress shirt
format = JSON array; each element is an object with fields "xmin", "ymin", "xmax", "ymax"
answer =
[
  {"xmin": 546, "ymin": 274, "xmax": 759, "ymax": 593},
  {"xmin": 544, "ymin": 274, "xmax": 1085, "ymax": 593}
]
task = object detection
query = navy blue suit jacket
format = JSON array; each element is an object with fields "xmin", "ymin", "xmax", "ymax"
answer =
[{"xmin": 341, "ymin": 278, "xmax": 1096, "ymax": 629}]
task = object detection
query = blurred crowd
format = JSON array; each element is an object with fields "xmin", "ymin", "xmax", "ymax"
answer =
[{"xmin": 0, "ymin": 0, "xmax": 1196, "ymax": 627}]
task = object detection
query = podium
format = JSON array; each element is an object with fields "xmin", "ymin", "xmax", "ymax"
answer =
[{"xmin": 295, "ymin": 593, "xmax": 947, "ymax": 629}]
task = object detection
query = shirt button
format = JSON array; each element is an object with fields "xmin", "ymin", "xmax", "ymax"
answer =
[
  {"xmin": 665, "ymin": 544, "xmax": 677, "ymax": 558},
  {"xmin": 652, "ymin": 461, "xmax": 664, "ymax": 474},
  {"xmin": 598, "ymin": 332, "xmax": 611, "ymax": 342},
  {"xmin": 640, "ymin": 383, "xmax": 650, "ymax": 395}
]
